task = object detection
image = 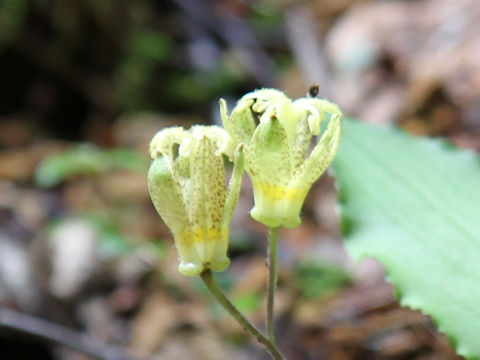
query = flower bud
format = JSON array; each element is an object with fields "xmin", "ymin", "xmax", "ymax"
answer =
[
  {"xmin": 221, "ymin": 88, "xmax": 342, "ymax": 228},
  {"xmin": 148, "ymin": 125, "xmax": 243, "ymax": 276}
]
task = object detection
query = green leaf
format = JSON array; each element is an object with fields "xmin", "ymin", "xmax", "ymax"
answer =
[
  {"xmin": 35, "ymin": 144, "xmax": 107, "ymax": 187},
  {"xmin": 332, "ymin": 118, "xmax": 480, "ymax": 360},
  {"xmin": 294, "ymin": 260, "xmax": 351, "ymax": 299},
  {"xmin": 129, "ymin": 30, "xmax": 173, "ymax": 62},
  {"xmin": 232, "ymin": 291, "xmax": 262, "ymax": 313},
  {"xmin": 107, "ymin": 148, "xmax": 149, "ymax": 172},
  {"xmin": 84, "ymin": 212, "xmax": 134, "ymax": 260},
  {"xmin": 35, "ymin": 144, "xmax": 148, "ymax": 187}
]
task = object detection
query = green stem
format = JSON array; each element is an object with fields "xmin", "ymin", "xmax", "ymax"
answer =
[
  {"xmin": 200, "ymin": 270, "xmax": 285, "ymax": 360},
  {"xmin": 267, "ymin": 226, "xmax": 280, "ymax": 343}
]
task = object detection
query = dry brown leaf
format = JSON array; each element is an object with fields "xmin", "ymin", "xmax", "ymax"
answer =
[{"xmin": 129, "ymin": 291, "xmax": 178, "ymax": 353}]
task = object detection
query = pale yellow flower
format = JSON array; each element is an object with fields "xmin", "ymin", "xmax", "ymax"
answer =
[
  {"xmin": 148, "ymin": 125, "xmax": 243, "ymax": 276},
  {"xmin": 221, "ymin": 89, "xmax": 342, "ymax": 228}
]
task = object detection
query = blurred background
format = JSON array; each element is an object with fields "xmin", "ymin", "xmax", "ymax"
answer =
[{"xmin": 0, "ymin": 0, "xmax": 479, "ymax": 359}]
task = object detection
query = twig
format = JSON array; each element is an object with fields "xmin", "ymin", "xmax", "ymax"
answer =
[{"xmin": 0, "ymin": 307, "xmax": 137, "ymax": 360}]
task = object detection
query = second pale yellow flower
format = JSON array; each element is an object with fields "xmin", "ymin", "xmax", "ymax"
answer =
[{"xmin": 221, "ymin": 89, "xmax": 342, "ymax": 228}]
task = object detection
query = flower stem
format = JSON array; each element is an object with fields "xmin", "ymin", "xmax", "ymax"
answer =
[
  {"xmin": 200, "ymin": 269, "xmax": 285, "ymax": 360},
  {"xmin": 267, "ymin": 226, "xmax": 280, "ymax": 343}
]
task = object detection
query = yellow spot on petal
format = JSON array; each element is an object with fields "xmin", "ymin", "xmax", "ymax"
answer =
[
  {"xmin": 255, "ymin": 182, "xmax": 307, "ymax": 201},
  {"xmin": 180, "ymin": 228, "xmax": 228, "ymax": 243}
]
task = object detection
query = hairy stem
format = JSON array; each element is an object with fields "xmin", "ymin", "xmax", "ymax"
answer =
[
  {"xmin": 200, "ymin": 270, "xmax": 284, "ymax": 360},
  {"xmin": 267, "ymin": 226, "xmax": 280, "ymax": 342}
]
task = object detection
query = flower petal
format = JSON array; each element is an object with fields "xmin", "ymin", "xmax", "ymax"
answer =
[
  {"xmin": 149, "ymin": 126, "xmax": 186, "ymax": 160},
  {"xmin": 196, "ymin": 125, "xmax": 235, "ymax": 160},
  {"xmin": 148, "ymin": 157, "xmax": 203, "ymax": 276},
  {"xmin": 222, "ymin": 145, "xmax": 244, "ymax": 230},
  {"xmin": 291, "ymin": 112, "xmax": 342, "ymax": 190},
  {"xmin": 148, "ymin": 157, "xmax": 188, "ymax": 234},
  {"xmin": 292, "ymin": 98, "xmax": 342, "ymax": 135},
  {"xmin": 188, "ymin": 134, "xmax": 227, "ymax": 267},
  {"xmin": 292, "ymin": 113, "xmax": 314, "ymax": 169},
  {"xmin": 247, "ymin": 115, "xmax": 292, "ymax": 188},
  {"xmin": 241, "ymin": 88, "xmax": 288, "ymax": 114},
  {"xmin": 220, "ymin": 98, "xmax": 256, "ymax": 147}
]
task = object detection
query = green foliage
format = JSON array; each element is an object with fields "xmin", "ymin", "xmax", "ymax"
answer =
[
  {"xmin": 249, "ymin": 0, "xmax": 283, "ymax": 34},
  {"xmin": 232, "ymin": 291, "xmax": 262, "ymax": 313},
  {"xmin": 167, "ymin": 64, "xmax": 243, "ymax": 105},
  {"xmin": 107, "ymin": 148, "xmax": 149, "ymax": 172},
  {"xmin": 50, "ymin": 212, "xmax": 166, "ymax": 262},
  {"xmin": 47, "ymin": 213, "xmax": 133, "ymax": 261},
  {"xmin": 84, "ymin": 212, "xmax": 134, "ymax": 260},
  {"xmin": 114, "ymin": 29, "xmax": 174, "ymax": 110},
  {"xmin": 129, "ymin": 30, "xmax": 173, "ymax": 62},
  {"xmin": 0, "ymin": 0, "xmax": 28, "ymax": 49},
  {"xmin": 332, "ymin": 118, "xmax": 480, "ymax": 360},
  {"xmin": 195, "ymin": 270, "xmax": 262, "ymax": 315},
  {"xmin": 35, "ymin": 144, "xmax": 148, "ymax": 187},
  {"xmin": 294, "ymin": 261, "xmax": 351, "ymax": 299}
]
